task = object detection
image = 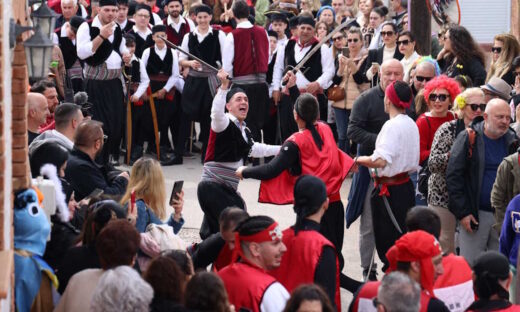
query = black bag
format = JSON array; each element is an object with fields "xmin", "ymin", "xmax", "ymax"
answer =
[{"xmin": 417, "ymin": 116, "xmax": 432, "ymax": 199}]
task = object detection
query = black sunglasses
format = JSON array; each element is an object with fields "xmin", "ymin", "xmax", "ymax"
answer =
[
  {"xmin": 333, "ymin": 36, "xmax": 344, "ymax": 41},
  {"xmin": 380, "ymin": 31, "xmax": 394, "ymax": 37},
  {"xmin": 428, "ymin": 93, "xmax": 449, "ymax": 102},
  {"xmin": 347, "ymin": 38, "xmax": 359, "ymax": 43},
  {"xmin": 491, "ymin": 47, "xmax": 502, "ymax": 53},
  {"xmin": 469, "ymin": 103, "xmax": 486, "ymax": 111},
  {"xmin": 415, "ymin": 75, "xmax": 433, "ymax": 82},
  {"xmin": 397, "ymin": 39, "xmax": 410, "ymax": 46}
]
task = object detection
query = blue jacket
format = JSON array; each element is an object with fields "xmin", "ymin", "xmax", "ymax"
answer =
[
  {"xmin": 133, "ymin": 199, "xmax": 184, "ymax": 234},
  {"xmin": 500, "ymin": 194, "xmax": 520, "ymax": 266}
]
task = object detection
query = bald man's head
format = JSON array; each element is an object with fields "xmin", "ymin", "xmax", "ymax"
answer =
[
  {"xmin": 27, "ymin": 92, "xmax": 50, "ymax": 128},
  {"xmin": 413, "ymin": 62, "xmax": 436, "ymax": 92},
  {"xmin": 380, "ymin": 59, "xmax": 404, "ymax": 90},
  {"xmin": 484, "ymin": 98, "xmax": 511, "ymax": 139}
]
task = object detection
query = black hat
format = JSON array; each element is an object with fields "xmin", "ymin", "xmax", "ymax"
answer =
[
  {"xmin": 267, "ymin": 30, "xmax": 278, "ymax": 38},
  {"xmin": 69, "ymin": 16, "xmax": 85, "ymax": 31},
  {"xmin": 135, "ymin": 3, "xmax": 152, "ymax": 16},
  {"xmin": 288, "ymin": 15, "xmax": 299, "ymax": 28},
  {"xmin": 473, "ymin": 251, "xmax": 510, "ymax": 280},
  {"xmin": 152, "ymin": 24, "xmax": 167, "ymax": 34},
  {"xmin": 298, "ymin": 15, "xmax": 315, "ymax": 27},
  {"xmin": 164, "ymin": 0, "xmax": 182, "ymax": 5},
  {"xmin": 99, "ymin": 0, "xmax": 117, "ymax": 6},
  {"xmin": 265, "ymin": 10, "xmax": 292, "ymax": 24},
  {"xmin": 226, "ymin": 87, "xmax": 246, "ymax": 103},
  {"xmin": 293, "ymin": 175, "xmax": 327, "ymax": 218},
  {"xmin": 123, "ymin": 33, "xmax": 136, "ymax": 44},
  {"xmin": 194, "ymin": 4, "xmax": 212, "ymax": 15},
  {"xmin": 116, "ymin": 0, "xmax": 128, "ymax": 5}
]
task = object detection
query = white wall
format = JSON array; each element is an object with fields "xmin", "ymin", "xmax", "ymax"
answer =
[{"xmin": 459, "ymin": 0, "xmax": 511, "ymax": 43}]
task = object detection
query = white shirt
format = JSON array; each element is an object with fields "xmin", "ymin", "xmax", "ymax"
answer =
[
  {"xmin": 152, "ymin": 12, "xmax": 163, "ymax": 26},
  {"xmin": 130, "ymin": 56, "xmax": 150, "ymax": 99},
  {"xmin": 179, "ymin": 27, "xmax": 226, "ymax": 62},
  {"xmin": 401, "ymin": 51, "xmax": 420, "ymax": 83},
  {"xmin": 53, "ymin": 22, "xmax": 75, "ymax": 45},
  {"xmin": 167, "ymin": 15, "xmax": 195, "ymax": 33},
  {"xmin": 138, "ymin": 45, "xmax": 182, "ymax": 96},
  {"xmin": 371, "ymin": 114, "xmax": 420, "ymax": 177},
  {"xmin": 132, "ymin": 25, "xmax": 152, "ymax": 40},
  {"xmin": 117, "ymin": 18, "xmax": 128, "ymax": 30},
  {"xmin": 276, "ymin": 36, "xmax": 288, "ymax": 51},
  {"xmin": 260, "ymin": 282, "xmax": 290, "ymax": 312},
  {"xmin": 272, "ymin": 40, "xmax": 335, "ymax": 90},
  {"xmin": 76, "ymin": 16, "xmax": 129, "ymax": 69},
  {"xmin": 211, "ymin": 88, "xmax": 280, "ymax": 168},
  {"xmin": 222, "ymin": 20, "xmax": 270, "ymax": 77}
]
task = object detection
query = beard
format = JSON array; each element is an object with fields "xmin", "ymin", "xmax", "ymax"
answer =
[{"xmin": 170, "ymin": 10, "xmax": 180, "ymax": 18}]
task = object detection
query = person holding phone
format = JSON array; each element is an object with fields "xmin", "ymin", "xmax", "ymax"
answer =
[{"xmin": 120, "ymin": 157, "xmax": 184, "ymax": 234}]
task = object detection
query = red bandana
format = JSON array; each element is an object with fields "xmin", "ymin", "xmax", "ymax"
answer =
[
  {"xmin": 232, "ymin": 222, "xmax": 283, "ymax": 264},
  {"xmin": 385, "ymin": 81, "xmax": 412, "ymax": 109},
  {"xmin": 387, "ymin": 230, "xmax": 442, "ymax": 295},
  {"xmin": 298, "ymin": 37, "xmax": 319, "ymax": 51}
]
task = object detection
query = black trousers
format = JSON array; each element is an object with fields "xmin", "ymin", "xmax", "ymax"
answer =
[
  {"xmin": 320, "ymin": 200, "xmax": 345, "ymax": 269},
  {"xmin": 371, "ymin": 180, "xmax": 415, "ymax": 271},
  {"xmin": 85, "ymin": 78, "xmax": 124, "ymax": 164},
  {"xmin": 197, "ymin": 180, "xmax": 246, "ymax": 239},
  {"xmin": 169, "ymin": 90, "xmax": 191, "ymax": 156}
]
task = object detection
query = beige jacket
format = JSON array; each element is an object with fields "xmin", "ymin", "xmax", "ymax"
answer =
[{"xmin": 332, "ymin": 49, "xmax": 369, "ymax": 110}]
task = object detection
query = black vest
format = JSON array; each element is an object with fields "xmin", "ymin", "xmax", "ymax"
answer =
[
  {"xmin": 267, "ymin": 51, "xmax": 277, "ymax": 85},
  {"xmin": 205, "ymin": 121, "xmax": 253, "ymax": 163},
  {"xmin": 146, "ymin": 47, "xmax": 173, "ymax": 76},
  {"xmin": 56, "ymin": 31, "xmax": 79, "ymax": 69},
  {"xmin": 85, "ymin": 22, "xmax": 123, "ymax": 66},
  {"xmin": 187, "ymin": 29, "xmax": 222, "ymax": 68},
  {"xmin": 121, "ymin": 19, "xmax": 135, "ymax": 34},
  {"xmin": 284, "ymin": 40, "xmax": 322, "ymax": 82},
  {"xmin": 128, "ymin": 29, "xmax": 153, "ymax": 59}
]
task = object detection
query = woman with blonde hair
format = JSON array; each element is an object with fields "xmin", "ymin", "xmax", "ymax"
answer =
[
  {"xmin": 486, "ymin": 33, "xmax": 520, "ymax": 85},
  {"xmin": 121, "ymin": 157, "xmax": 184, "ymax": 234},
  {"xmin": 428, "ymin": 87, "xmax": 486, "ymax": 253}
]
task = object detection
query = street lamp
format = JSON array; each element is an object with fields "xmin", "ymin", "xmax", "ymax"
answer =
[
  {"xmin": 23, "ymin": 26, "xmax": 55, "ymax": 80},
  {"xmin": 30, "ymin": 0, "xmax": 58, "ymax": 39}
]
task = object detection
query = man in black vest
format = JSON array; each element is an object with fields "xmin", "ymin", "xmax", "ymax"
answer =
[
  {"xmin": 116, "ymin": 0, "xmax": 134, "ymax": 33},
  {"xmin": 76, "ymin": 0, "xmax": 131, "ymax": 166},
  {"xmin": 197, "ymin": 69, "xmax": 280, "ymax": 239},
  {"xmin": 54, "ymin": 16, "xmax": 85, "ymax": 94},
  {"xmin": 271, "ymin": 16, "xmax": 334, "ymax": 140}
]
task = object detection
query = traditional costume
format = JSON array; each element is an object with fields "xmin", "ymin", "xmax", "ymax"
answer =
[
  {"xmin": 116, "ymin": 0, "xmax": 135, "ymax": 33},
  {"xmin": 163, "ymin": 0, "xmax": 195, "ymax": 46},
  {"xmin": 218, "ymin": 222, "xmax": 290, "ymax": 312},
  {"xmin": 126, "ymin": 5, "xmax": 154, "ymax": 58},
  {"xmin": 179, "ymin": 5, "xmax": 226, "ymax": 160},
  {"xmin": 271, "ymin": 16, "xmax": 335, "ymax": 139},
  {"xmin": 76, "ymin": 0, "xmax": 128, "ymax": 164},
  {"xmin": 223, "ymin": 19, "xmax": 270, "ymax": 143},
  {"xmin": 54, "ymin": 16, "xmax": 85, "ymax": 93},
  {"xmin": 198, "ymin": 88, "xmax": 280, "ymax": 238}
]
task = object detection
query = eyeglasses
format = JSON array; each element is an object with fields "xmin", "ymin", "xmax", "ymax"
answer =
[
  {"xmin": 380, "ymin": 31, "xmax": 394, "ymax": 37},
  {"xmin": 333, "ymin": 36, "xmax": 344, "ymax": 41},
  {"xmin": 397, "ymin": 39, "xmax": 410, "ymax": 46},
  {"xmin": 347, "ymin": 38, "xmax": 359, "ymax": 43},
  {"xmin": 428, "ymin": 93, "xmax": 449, "ymax": 102},
  {"xmin": 491, "ymin": 47, "xmax": 502, "ymax": 53},
  {"xmin": 415, "ymin": 75, "xmax": 433, "ymax": 82},
  {"xmin": 469, "ymin": 103, "xmax": 486, "ymax": 111}
]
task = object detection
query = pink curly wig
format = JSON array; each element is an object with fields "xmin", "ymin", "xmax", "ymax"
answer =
[{"xmin": 423, "ymin": 75, "xmax": 461, "ymax": 103}]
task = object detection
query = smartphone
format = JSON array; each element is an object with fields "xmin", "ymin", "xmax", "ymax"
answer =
[
  {"xmin": 131, "ymin": 190, "xmax": 136, "ymax": 214},
  {"xmin": 86, "ymin": 188, "xmax": 103, "ymax": 200},
  {"xmin": 169, "ymin": 181, "xmax": 184, "ymax": 205},
  {"xmin": 470, "ymin": 220, "xmax": 479, "ymax": 231},
  {"xmin": 342, "ymin": 47, "xmax": 350, "ymax": 58}
]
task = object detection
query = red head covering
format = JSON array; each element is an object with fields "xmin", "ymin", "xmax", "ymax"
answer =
[
  {"xmin": 392, "ymin": 230, "xmax": 442, "ymax": 295},
  {"xmin": 232, "ymin": 222, "xmax": 283, "ymax": 266},
  {"xmin": 385, "ymin": 245, "xmax": 399, "ymax": 273},
  {"xmin": 385, "ymin": 81, "xmax": 412, "ymax": 109}
]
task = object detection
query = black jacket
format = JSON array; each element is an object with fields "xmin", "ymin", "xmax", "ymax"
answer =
[
  {"xmin": 446, "ymin": 117, "xmax": 519, "ymax": 221},
  {"xmin": 64, "ymin": 148, "xmax": 128, "ymax": 200},
  {"xmin": 438, "ymin": 55, "xmax": 487, "ymax": 86},
  {"xmin": 353, "ymin": 45, "xmax": 404, "ymax": 85},
  {"xmin": 57, "ymin": 244, "xmax": 100, "ymax": 294}
]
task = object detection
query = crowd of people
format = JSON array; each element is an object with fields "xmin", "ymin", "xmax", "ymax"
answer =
[{"xmin": 17, "ymin": 0, "xmax": 520, "ymax": 311}]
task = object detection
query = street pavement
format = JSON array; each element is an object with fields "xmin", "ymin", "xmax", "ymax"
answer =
[{"xmin": 120, "ymin": 156, "xmax": 381, "ymax": 311}]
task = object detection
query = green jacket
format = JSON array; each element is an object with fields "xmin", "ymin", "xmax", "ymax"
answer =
[{"xmin": 491, "ymin": 151, "xmax": 520, "ymax": 231}]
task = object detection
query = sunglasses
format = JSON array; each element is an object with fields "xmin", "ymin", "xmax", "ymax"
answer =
[
  {"xmin": 333, "ymin": 36, "xmax": 344, "ymax": 41},
  {"xmin": 380, "ymin": 31, "xmax": 394, "ymax": 37},
  {"xmin": 415, "ymin": 75, "xmax": 433, "ymax": 82},
  {"xmin": 469, "ymin": 103, "xmax": 486, "ymax": 111},
  {"xmin": 491, "ymin": 47, "xmax": 502, "ymax": 53},
  {"xmin": 428, "ymin": 93, "xmax": 449, "ymax": 102},
  {"xmin": 347, "ymin": 38, "xmax": 359, "ymax": 43},
  {"xmin": 397, "ymin": 39, "xmax": 410, "ymax": 46}
]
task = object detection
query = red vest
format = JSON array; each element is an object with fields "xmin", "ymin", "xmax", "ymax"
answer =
[
  {"xmin": 433, "ymin": 254, "xmax": 475, "ymax": 311},
  {"xmin": 218, "ymin": 262, "xmax": 277, "ymax": 312},
  {"xmin": 231, "ymin": 27, "xmax": 269, "ymax": 77},
  {"xmin": 351, "ymin": 281, "xmax": 380, "ymax": 312},
  {"xmin": 271, "ymin": 228, "xmax": 341, "ymax": 309},
  {"xmin": 213, "ymin": 242, "xmax": 233, "ymax": 272},
  {"xmin": 163, "ymin": 18, "xmax": 190, "ymax": 46},
  {"xmin": 259, "ymin": 122, "xmax": 354, "ymax": 204}
]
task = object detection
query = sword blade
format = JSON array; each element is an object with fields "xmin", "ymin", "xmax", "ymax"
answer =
[{"xmin": 158, "ymin": 36, "xmax": 220, "ymax": 73}]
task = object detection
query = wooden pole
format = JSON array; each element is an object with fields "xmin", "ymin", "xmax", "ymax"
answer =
[{"xmin": 410, "ymin": 0, "xmax": 432, "ymax": 56}]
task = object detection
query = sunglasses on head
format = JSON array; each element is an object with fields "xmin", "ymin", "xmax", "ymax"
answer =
[
  {"xmin": 428, "ymin": 93, "xmax": 449, "ymax": 102},
  {"xmin": 347, "ymin": 38, "xmax": 359, "ymax": 43},
  {"xmin": 415, "ymin": 75, "xmax": 433, "ymax": 82},
  {"xmin": 469, "ymin": 103, "xmax": 486, "ymax": 111},
  {"xmin": 380, "ymin": 31, "xmax": 394, "ymax": 37},
  {"xmin": 491, "ymin": 47, "xmax": 502, "ymax": 53},
  {"xmin": 397, "ymin": 39, "xmax": 410, "ymax": 46},
  {"xmin": 333, "ymin": 36, "xmax": 344, "ymax": 41}
]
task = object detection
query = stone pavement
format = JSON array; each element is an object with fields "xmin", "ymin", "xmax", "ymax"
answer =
[{"xmin": 121, "ymin": 156, "xmax": 382, "ymax": 311}]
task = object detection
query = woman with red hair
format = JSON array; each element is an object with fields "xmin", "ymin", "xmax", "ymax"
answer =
[{"xmin": 416, "ymin": 75, "xmax": 460, "ymax": 165}]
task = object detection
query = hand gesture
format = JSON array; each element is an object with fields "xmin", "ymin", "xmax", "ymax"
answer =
[
  {"xmin": 283, "ymin": 70, "xmax": 297, "ymax": 89},
  {"xmin": 217, "ymin": 69, "xmax": 231, "ymax": 89},
  {"xmin": 100, "ymin": 21, "xmax": 114, "ymax": 39}
]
